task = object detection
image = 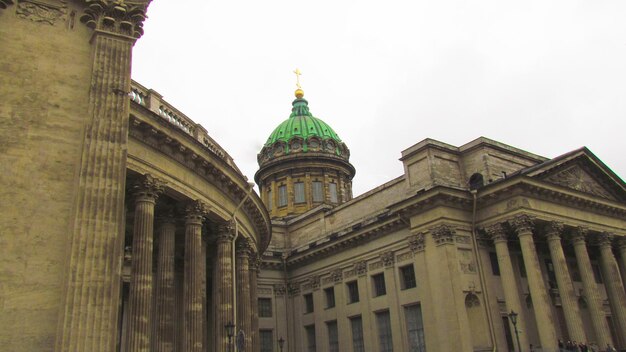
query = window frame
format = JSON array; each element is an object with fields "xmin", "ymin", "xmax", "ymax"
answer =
[
  {"xmin": 372, "ymin": 273, "xmax": 387, "ymax": 297},
  {"xmin": 347, "ymin": 280, "xmax": 360, "ymax": 304}
]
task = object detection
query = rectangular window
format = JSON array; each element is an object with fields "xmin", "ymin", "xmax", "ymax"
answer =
[
  {"xmin": 258, "ymin": 298, "xmax": 272, "ymax": 318},
  {"xmin": 294, "ymin": 182, "xmax": 305, "ymax": 204},
  {"xmin": 489, "ymin": 252, "xmax": 500, "ymax": 276},
  {"xmin": 347, "ymin": 281, "xmax": 360, "ymax": 304},
  {"xmin": 267, "ymin": 189, "xmax": 272, "ymax": 210},
  {"xmin": 260, "ymin": 329, "xmax": 274, "ymax": 352},
  {"xmin": 376, "ymin": 310, "xmax": 393, "ymax": 352},
  {"xmin": 305, "ymin": 325, "xmax": 316, "ymax": 352},
  {"xmin": 304, "ymin": 293, "xmax": 314, "ymax": 313},
  {"xmin": 325, "ymin": 287, "xmax": 335, "ymax": 308},
  {"xmin": 329, "ymin": 182, "xmax": 338, "ymax": 203},
  {"xmin": 327, "ymin": 320, "xmax": 339, "ymax": 352},
  {"xmin": 400, "ymin": 264, "xmax": 416, "ymax": 290},
  {"xmin": 405, "ymin": 305, "xmax": 427, "ymax": 352},
  {"xmin": 278, "ymin": 185, "xmax": 287, "ymax": 207},
  {"xmin": 372, "ymin": 273, "xmax": 387, "ymax": 297},
  {"xmin": 312, "ymin": 181, "xmax": 324, "ymax": 202},
  {"xmin": 350, "ymin": 316, "xmax": 365, "ymax": 352}
]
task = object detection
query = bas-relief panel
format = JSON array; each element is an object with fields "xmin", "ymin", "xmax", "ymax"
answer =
[
  {"xmin": 15, "ymin": 0, "xmax": 68, "ymax": 25},
  {"xmin": 458, "ymin": 248, "xmax": 476, "ymax": 274},
  {"xmin": 544, "ymin": 165, "xmax": 615, "ymax": 200}
]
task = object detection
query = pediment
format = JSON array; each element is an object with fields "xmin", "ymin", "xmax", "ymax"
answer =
[{"xmin": 543, "ymin": 165, "xmax": 616, "ymax": 201}]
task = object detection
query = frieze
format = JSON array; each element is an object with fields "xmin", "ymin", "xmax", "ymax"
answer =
[
  {"xmin": 407, "ymin": 232, "xmax": 425, "ymax": 252},
  {"xmin": 545, "ymin": 166, "xmax": 614, "ymax": 200},
  {"xmin": 258, "ymin": 287, "xmax": 272, "ymax": 295},
  {"xmin": 80, "ymin": 0, "xmax": 148, "ymax": 39},
  {"xmin": 431, "ymin": 224, "xmax": 456, "ymax": 246},
  {"xmin": 321, "ymin": 277, "xmax": 333, "ymax": 285},
  {"xmin": 308, "ymin": 275, "xmax": 320, "ymax": 290},
  {"xmin": 354, "ymin": 260, "xmax": 367, "ymax": 276},
  {"xmin": 330, "ymin": 269, "xmax": 343, "ymax": 283},
  {"xmin": 455, "ymin": 235, "xmax": 471, "ymax": 244},
  {"xmin": 396, "ymin": 252, "xmax": 413, "ymax": 263},
  {"xmin": 380, "ymin": 251, "xmax": 395, "ymax": 267},
  {"xmin": 273, "ymin": 284, "xmax": 286, "ymax": 297},
  {"xmin": 16, "ymin": 0, "xmax": 67, "ymax": 25},
  {"xmin": 344, "ymin": 269, "xmax": 356, "ymax": 278},
  {"xmin": 287, "ymin": 282, "xmax": 300, "ymax": 296},
  {"xmin": 369, "ymin": 261, "xmax": 383, "ymax": 271}
]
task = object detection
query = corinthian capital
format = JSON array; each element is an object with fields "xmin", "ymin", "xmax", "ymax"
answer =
[
  {"xmin": 545, "ymin": 221, "xmax": 564, "ymax": 242},
  {"xmin": 236, "ymin": 238, "xmax": 251, "ymax": 257},
  {"xmin": 596, "ymin": 232, "xmax": 614, "ymax": 248},
  {"xmin": 80, "ymin": 0, "xmax": 149, "ymax": 39},
  {"xmin": 132, "ymin": 173, "xmax": 164, "ymax": 201},
  {"xmin": 184, "ymin": 199, "xmax": 208, "ymax": 224},
  {"xmin": 570, "ymin": 227, "xmax": 589, "ymax": 245},
  {"xmin": 430, "ymin": 224, "xmax": 456, "ymax": 246},
  {"xmin": 483, "ymin": 223, "xmax": 507, "ymax": 243},
  {"xmin": 509, "ymin": 214, "xmax": 534, "ymax": 236},
  {"xmin": 216, "ymin": 221, "xmax": 236, "ymax": 243}
]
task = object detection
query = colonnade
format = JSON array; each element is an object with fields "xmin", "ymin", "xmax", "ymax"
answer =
[
  {"xmin": 122, "ymin": 174, "xmax": 260, "ymax": 352},
  {"xmin": 484, "ymin": 215, "xmax": 626, "ymax": 352}
]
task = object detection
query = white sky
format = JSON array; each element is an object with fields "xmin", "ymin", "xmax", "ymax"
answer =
[{"xmin": 132, "ymin": 0, "xmax": 626, "ymax": 197}]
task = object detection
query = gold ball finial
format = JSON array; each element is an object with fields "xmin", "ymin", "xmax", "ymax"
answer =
[{"xmin": 295, "ymin": 88, "xmax": 304, "ymax": 98}]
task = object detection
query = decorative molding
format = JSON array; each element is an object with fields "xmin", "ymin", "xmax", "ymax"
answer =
[
  {"xmin": 396, "ymin": 252, "xmax": 413, "ymax": 263},
  {"xmin": 407, "ymin": 232, "xmax": 425, "ymax": 252},
  {"xmin": 80, "ymin": 0, "xmax": 148, "ymax": 38},
  {"xmin": 308, "ymin": 275, "xmax": 320, "ymax": 291},
  {"xmin": 431, "ymin": 224, "xmax": 456, "ymax": 246},
  {"xmin": 509, "ymin": 214, "xmax": 534, "ymax": 235},
  {"xmin": 596, "ymin": 232, "xmax": 613, "ymax": 248},
  {"xmin": 455, "ymin": 235, "xmax": 471, "ymax": 245},
  {"xmin": 330, "ymin": 269, "xmax": 343, "ymax": 283},
  {"xmin": 236, "ymin": 238, "xmax": 251, "ymax": 257},
  {"xmin": 380, "ymin": 251, "xmax": 395, "ymax": 267},
  {"xmin": 273, "ymin": 284, "xmax": 286, "ymax": 297},
  {"xmin": 344, "ymin": 269, "xmax": 356, "ymax": 278},
  {"xmin": 287, "ymin": 282, "xmax": 300, "ymax": 296},
  {"xmin": 545, "ymin": 166, "xmax": 614, "ymax": 200},
  {"xmin": 369, "ymin": 261, "xmax": 383, "ymax": 271},
  {"xmin": 483, "ymin": 223, "xmax": 507, "ymax": 242},
  {"xmin": 354, "ymin": 260, "xmax": 367, "ymax": 276},
  {"xmin": 258, "ymin": 287, "xmax": 272, "ymax": 295}
]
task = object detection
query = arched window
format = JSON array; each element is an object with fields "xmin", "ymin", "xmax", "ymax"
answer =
[{"xmin": 469, "ymin": 173, "xmax": 484, "ymax": 190}]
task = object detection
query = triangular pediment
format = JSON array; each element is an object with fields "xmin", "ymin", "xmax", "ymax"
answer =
[{"xmin": 543, "ymin": 165, "xmax": 616, "ymax": 200}]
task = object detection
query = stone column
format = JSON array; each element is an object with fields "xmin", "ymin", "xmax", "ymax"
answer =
[
  {"xmin": 236, "ymin": 239, "xmax": 252, "ymax": 351},
  {"xmin": 545, "ymin": 221, "xmax": 586, "ymax": 343},
  {"xmin": 153, "ymin": 211, "xmax": 176, "ymax": 352},
  {"xmin": 571, "ymin": 228, "xmax": 611, "ymax": 347},
  {"xmin": 597, "ymin": 233, "xmax": 626, "ymax": 348},
  {"xmin": 250, "ymin": 253, "xmax": 260, "ymax": 352},
  {"xmin": 510, "ymin": 215, "xmax": 557, "ymax": 352},
  {"xmin": 618, "ymin": 238, "xmax": 626, "ymax": 295},
  {"xmin": 124, "ymin": 175, "xmax": 163, "ymax": 351},
  {"xmin": 55, "ymin": 3, "xmax": 150, "ymax": 351},
  {"xmin": 184, "ymin": 200, "xmax": 208, "ymax": 352},
  {"xmin": 484, "ymin": 223, "xmax": 529, "ymax": 352},
  {"xmin": 214, "ymin": 222, "xmax": 236, "ymax": 352}
]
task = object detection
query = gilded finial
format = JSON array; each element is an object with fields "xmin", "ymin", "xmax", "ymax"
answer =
[{"xmin": 293, "ymin": 68, "xmax": 304, "ymax": 98}]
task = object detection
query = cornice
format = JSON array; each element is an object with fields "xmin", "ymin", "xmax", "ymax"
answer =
[{"xmin": 128, "ymin": 113, "xmax": 272, "ymax": 251}]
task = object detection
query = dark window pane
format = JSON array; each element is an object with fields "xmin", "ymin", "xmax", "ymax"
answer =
[
  {"xmin": 489, "ymin": 252, "xmax": 500, "ymax": 276},
  {"xmin": 405, "ymin": 305, "xmax": 426, "ymax": 352},
  {"xmin": 400, "ymin": 265, "xmax": 416, "ymax": 289},
  {"xmin": 305, "ymin": 325, "xmax": 316, "ymax": 352},
  {"xmin": 327, "ymin": 321, "xmax": 339, "ymax": 352},
  {"xmin": 373, "ymin": 273, "xmax": 386, "ymax": 297},
  {"xmin": 350, "ymin": 316, "xmax": 365, "ymax": 352},
  {"xmin": 260, "ymin": 330, "xmax": 274, "ymax": 352},
  {"xmin": 347, "ymin": 281, "xmax": 360, "ymax": 303},
  {"xmin": 376, "ymin": 311, "xmax": 393, "ymax": 352},
  {"xmin": 304, "ymin": 293, "xmax": 314, "ymax": 313},
  {"xmin": 258, "ymin": 298, "xmax": 272, "ymax": 318},
  {"xmin": 325, "ymin": 287, "xmax": 335, "ymax": 308}
]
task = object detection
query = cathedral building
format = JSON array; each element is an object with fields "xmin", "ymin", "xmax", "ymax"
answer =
[{"xmin": 1, "ymin": 1, "xmax": 626, "ymax": 352}]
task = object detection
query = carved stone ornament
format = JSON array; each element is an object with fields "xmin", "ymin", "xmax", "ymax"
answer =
[
  {"xmin": 431, "ymin": 224, "xmax": 456, "ymax": 246},
  {"xmin": 509, "ymin": 215, "xmax": 534, "ymax": 236},
  {"xmin": 287, "ymin": 282, "xmax": 300, "ymax": 296},
  {"xmin": 545, "ymin": 221, "xmax": 564, "ymax": 242},
  {"xmin": 618, "ymin": 237, "xmax": 626, "ymax": 251},
  {"xmin": 408, "ymin": 232, "xmax": 425, "ymax": 252},
  {"xmin": 330, "ymin": 269, "xmax": 343, "ymax": 283},
  {"xmin": 380, "ymin": 251, "xmax": 395, "ymax": 267},
  {"xmin": 236, "ymin": 238, "xmax": 251, "ymax": 257},
  {"xmin": 0, "ymin": 0, "xmax": 15, "ymax": 10},
  {"xmin": 483, "ymin": 223, "xmax": 507, "ymax": 242},
  {"xmin": 132, "ymin": 173, "xmax": 164, "ymax": 201},
  {"xmin": 545, "ymin": 166, "xmax": 614, "ymax": 200},
  {"xmin": 80, "ymin": 0, "xmax": 148, "ymax": 38},
  {"xmin": 273, "ymin": 284, "xmax": 286, "ymax": 297},
  {"xmin": 570, "ymin": 227, "xmax": 589, "ymax": 245},
  {"xmin": 596, "ymin": 232, "xmax": 614, "ymax": 248},
  {"xmin": 216, "ymin": 221, "xmax": 236, "ymax": 242},
  {"xmin": 308, "ymin": 275, "xmax": 320, "ymax": 290},
  {"xmin": 15, "ymin": 0, "xmax": 67, "ymax": 25},
  {"xmin": 354, "ymin": 260, "xmax": 367, "ymax": 276}
]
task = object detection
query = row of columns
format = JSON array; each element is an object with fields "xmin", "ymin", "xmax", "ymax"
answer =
[
  {"xmin": 123, "ymin": 174, "xmax": 260, "ymax": 351},
  {"xmin": 485, "ymin": 215, "xmax": 626, "ymax": 352}
]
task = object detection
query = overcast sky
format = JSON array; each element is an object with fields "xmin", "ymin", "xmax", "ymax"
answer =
[{"xmin": 132, "ymin": 0, "xmax": 626, "ymax": 197}]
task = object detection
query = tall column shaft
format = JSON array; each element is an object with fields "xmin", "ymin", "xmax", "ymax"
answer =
[
  {"xmin": 124, "ymin": 176, "xmax": 162, "ymax": 352},
  {"xmin": 545, "ymin": 222, "xmax": 586, "ymax": 342},
  {"xmin": 55, "ymin": 4, "xmax": 148, "ymax": 348},
  {"xmin": 618, "ymin": 239, "xmax": 626, "ymax": 297},
  {"xmin": 184, "ymin": 201, "xmax": 207, "ymax": 352},
  {"xmin": 572, "ymin": 228, "xmax": 611, "ymax": 347},
  {"xmin": 485, "ymin": 223, "xmax": 529, "ymax": 352},
  {"xmin": 250, "ymin": 254, "xmax": 260, "ymax": 352},
  {"xmin": 153, "ymin": 216, "xmax": 176, "ymax": 352},
  {"xmin": 598, "ymin": 233, "xmax": 626, "ymax": 348},
  {"xmin": 510, "ymin": 216, "xmax": 557, "ymax": 352},
  {"xmin": 236, "ymin": 240, "xmax": 252, "ymax": 351},
  {"xmin": 214, "ymin": 223, "xmax": 235, "ymax": 352}
]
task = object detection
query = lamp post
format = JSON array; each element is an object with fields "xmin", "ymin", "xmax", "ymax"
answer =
[
  {"xmin": 508, "ymin": 310, "xmax": 522, "ymax": 352},
  {"xmin": 225, "ymin": 322, "xmax": 235, "ymax": 352},
  {"xmin": 278, "ymin": 337, "xmax": 285, "ymax": 352}
]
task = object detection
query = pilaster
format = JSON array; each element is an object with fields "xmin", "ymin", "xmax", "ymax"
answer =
[
  {"xmin": 544, "ymin": 221, "xmax": 586, "ymax": 342},
  {"xmin": 571, "ymin": 227, "xmax": 611, "ymax": 347},
  {"xmin": 509, "ymin": 215, "xmax": 557, "ymax": 352},
  {"xmin": 184, "ymin": 200, "xmax": 207, "ymax": 352},
  {"xmin": 597, "ymin": 233, "xmax": 626, "ymax": 348},
  {"xmin": 55, "ymin": 2, "xmax": 149, "ymax": 350},
  {"xmin": 484, "ymin": 223, "xmax": 529, "ymax": 352}
]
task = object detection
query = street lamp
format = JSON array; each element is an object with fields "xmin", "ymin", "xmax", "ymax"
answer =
[
  {"xmin": 508, "ymin": 310, "xmax": 522, "ymax": 352},
  {"xmin": 278, "ymin": 337, "xmax": 285, "ymax": 352},
  {"xmin": 225, "ymin": 322, "xmax": 235, "ymax": 352}
]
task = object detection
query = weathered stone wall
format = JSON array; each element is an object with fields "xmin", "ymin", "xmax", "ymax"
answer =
[{"xmin": 0, "ymin": 3, "xmax": 93, "ymax": 350}]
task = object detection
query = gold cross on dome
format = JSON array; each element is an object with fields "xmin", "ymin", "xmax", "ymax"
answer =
[{"xmin": 293, "ymin": 68, "xmax": 302, "ymax": 88}]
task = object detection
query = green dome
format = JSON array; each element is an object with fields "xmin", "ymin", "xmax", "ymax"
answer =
[{"xmin": 265, "ymin": 98, "xmax": 342, "ymax": 148}]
